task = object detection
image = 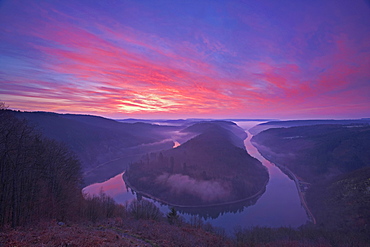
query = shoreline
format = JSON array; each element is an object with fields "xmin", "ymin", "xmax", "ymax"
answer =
[
  {"xmin": 122, "ymin": 172, "xmax": 269, "ymax": 209},
  {"xmin": 250, "ymin": 142, "xmax": 316, "ymax": 224},
  {"xmin": 273, "ymin": 162, "xmax": 316, "ymax": 224}
]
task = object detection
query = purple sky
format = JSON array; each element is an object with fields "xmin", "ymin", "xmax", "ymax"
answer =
[{"xmin": 0, "ymin": 0, "xmax": 369, "ymax": 119}]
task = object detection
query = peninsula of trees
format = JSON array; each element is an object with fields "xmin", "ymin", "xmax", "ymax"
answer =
[{"xmin": 124, "ymin": 121, "xmax": 269, "ymax": 206}]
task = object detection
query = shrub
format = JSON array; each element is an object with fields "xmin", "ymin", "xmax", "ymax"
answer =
[
  {"xmin": 167, "ymin": 207, "xmax": 179, "ymax": 225},
  {"xmin": 83, "ymin": 191, "xmax": 126, "ymax": 222},
  {"xmin": 128, "ymin": 199, "xmax": 162, "ymax": 220}
]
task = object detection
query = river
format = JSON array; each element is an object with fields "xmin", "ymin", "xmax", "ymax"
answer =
[{"xmin": 83, "ymin": 121, "xmax": 308, "ymax": 234}]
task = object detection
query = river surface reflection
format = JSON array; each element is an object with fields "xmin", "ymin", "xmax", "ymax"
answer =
[{"xmin": 83, "ymin": 121, "xmax": 307, "ymax": 234}]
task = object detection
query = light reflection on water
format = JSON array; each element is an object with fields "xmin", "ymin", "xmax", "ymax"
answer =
[
  {"xmin": 172, "ymin": 141, "xmax": 181, "ymax": 148},
  {"xmin": 83, "ymin": 121, "xmax": 308, "ymax": 233},
  {"xmin": 83, "ymin": 172, "xmax": 134, "ymax": 205},
  {"xmin": 83, "ymin": 172, "xmax": 171, "ymax": 214}
]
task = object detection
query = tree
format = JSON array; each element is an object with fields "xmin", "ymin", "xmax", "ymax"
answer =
[
  {"xmin": 167, "ymin": 207, "xmax": 179, "ymax": 225},
  {"xmin": 128, "ymin": 199, "xmax": 162, "ymax": 220},
  {"xmin": 0, "ymin": 108, "xmax": 83, "ymax": 227},
  {"xmin": 83, "ymin": 191, "xmax": 119, "ymax": 222}
]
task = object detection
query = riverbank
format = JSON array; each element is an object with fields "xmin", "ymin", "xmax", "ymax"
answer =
[
  {"xmin": 250, "ymin": 141, "xmax": 316, "ymax": 224},
  {"xmin": 272, "ymin": 163, "xmax": 316, "ymax": 224},
  {"xmin": 122, "ymin": 171, "xmax": 269, "ymax": 209}
]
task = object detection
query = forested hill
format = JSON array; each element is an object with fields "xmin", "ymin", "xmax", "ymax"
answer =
[
  {"xmin": 251, "ymin": 122, "xmax": 370, "ymax": 233},
  {"xmin": 249, "ymin": 119, "xmax": 370, "ymax": 135},
  {"xmin": 306, "ymin": 167, "xmax": 370, "ymax": 232},
  {"xmin": 8, "ymin": 110, "xmax": 180, "ymax": 186},
  {"xmin": 182, "ymin": 120, "xmax": 248, "ymax": 149},
  {"xmin": 251, "ymin": 123, "xmax": 370, "ymax": 183},
  {"xmin": 124, "ymin": 121, "xmax": 269, "ymax": 206}
]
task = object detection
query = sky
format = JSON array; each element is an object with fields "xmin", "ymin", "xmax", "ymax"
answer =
[{"xmin": 0, "ymin": 0, "xmax": 369, "ymax": 119}]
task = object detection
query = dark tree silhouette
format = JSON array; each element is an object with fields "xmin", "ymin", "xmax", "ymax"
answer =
[
  {"xmin": 0, "ymin": 107, "xmax": 83, "ymax": 227},
  {"xmin": 167, "ymin": 207, "xmax": 179, "ymax": 225}
]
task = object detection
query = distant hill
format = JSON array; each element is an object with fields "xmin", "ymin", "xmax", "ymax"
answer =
[
  {"xmin": 251, "ymin": 123, "xmax": 370, "ymax": 183},
  {"xmin": 9, "ymin": 110, "xmax": 180, "ymax": 186},
  {"xmin": 249, "ymin": 119, "xmax": 370, "ymax": 135},
  {"xmin": 181, "ymin": 121, "xmax": 248, "ymax": 149},
  {"xmin": 124, "ymin": 121, "xmax": 269, "ymax": 206},
  {"xmin": 117, "ymin": 118, "xmax": 191, "ymax": 126}
]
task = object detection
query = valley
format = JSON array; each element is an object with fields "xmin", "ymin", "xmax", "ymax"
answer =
[{"xmin": 3, "ymin": 109, "xmax": 369, "ymax": 244}]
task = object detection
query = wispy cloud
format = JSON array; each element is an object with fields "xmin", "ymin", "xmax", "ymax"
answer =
[{"xmin": 0, "ymin": 0, "xmax": 369, "ymax": 118}]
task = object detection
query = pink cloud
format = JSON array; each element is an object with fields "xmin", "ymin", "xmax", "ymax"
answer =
[{"xmin": 1, "ymin": 0, "xmax": 369, "ymax": 119}]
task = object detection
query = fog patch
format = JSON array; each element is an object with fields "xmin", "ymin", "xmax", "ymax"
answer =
[
  {"xmin": 252, "ymin": 142, "xmax": 296, "ymax": 158},
  {"xmin": 155, "ymin": 173, "xmax": 231, "ymax": 202}
]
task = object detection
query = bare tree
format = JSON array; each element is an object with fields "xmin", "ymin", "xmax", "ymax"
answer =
[{"xmin": 0, "ymin": 108, "xmax": 83, "ymax": 227}]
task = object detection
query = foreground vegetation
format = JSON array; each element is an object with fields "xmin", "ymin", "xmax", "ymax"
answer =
[
  {"xmin": 0, "ymin": 199, "xmax": 232, "ymax": 247},
  {"xmin": 0, "ymin": 107, "xmax": 83, "ymax": 227},
  {"xmin": 2, "ymin": 205, "xmax": 369, "ymax": 246}
]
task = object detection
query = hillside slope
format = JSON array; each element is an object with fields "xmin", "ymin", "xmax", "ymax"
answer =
[
  {"xmin": 249, "ymin": 119, "xmax": 370, "ymax": 135},
  {"xmin": 124, "ymin": 121, "xmax": 269, "ymax": 206},
  {"xmin": 306, "ymin": 167, "xmax": 370, "ymax": 232},
  {"xmin": 251, "ymin": 124, "xmax": 370, "ymax": 182},
  {"xmin": 251, "ymin": 122, "xmax": 370, "ymax": 232},
  {"xmin": 10, "ymin": 110, "xmax": 179, "ymax": 185}
]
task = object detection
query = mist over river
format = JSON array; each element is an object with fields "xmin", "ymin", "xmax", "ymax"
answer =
[{"xmin": 83, "ymin": 121, "xmax": 308, "ymax": 234}]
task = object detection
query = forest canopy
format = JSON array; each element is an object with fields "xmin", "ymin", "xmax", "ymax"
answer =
[{"xmin": 124, "ymin": 121, "xmax": 269, "ymax": 206}]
